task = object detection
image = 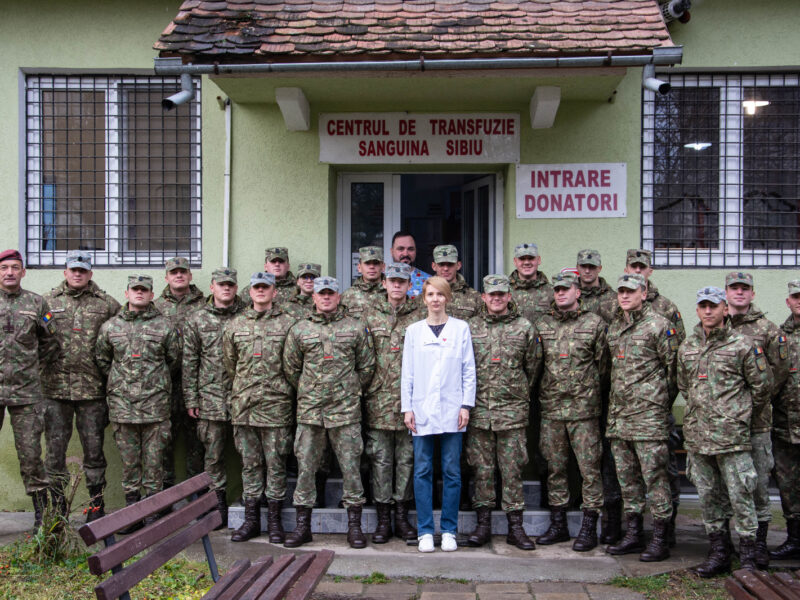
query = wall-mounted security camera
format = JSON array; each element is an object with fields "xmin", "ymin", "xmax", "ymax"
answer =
[
  {"xmin": 643, "ymin": 65, "xmax": 671, "ymax": 95},
  {"xmin": 162, "ymin": 73, "xmax": 194, "ymax": 110},
  {"xmin": 660, "ymin": 0, "xmax": 691, "ymax": 24}
]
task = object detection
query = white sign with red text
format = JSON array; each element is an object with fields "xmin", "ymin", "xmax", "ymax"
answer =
[
  {"xmin": 516, "ymin": 163, "xmax": 627, "ymax": 219},
  {"xmin": 319, "ymin": 113, "xmax": 520, "ymax": 164}
]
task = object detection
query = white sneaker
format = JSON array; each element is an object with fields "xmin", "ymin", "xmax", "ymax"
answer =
[
  {"xmin": 418, "ymin": 533, "xmax": 434, "ymax": 553},
  {"xmin": 441, "ymin": 532, "xmax": 458, "ymax": 552}
]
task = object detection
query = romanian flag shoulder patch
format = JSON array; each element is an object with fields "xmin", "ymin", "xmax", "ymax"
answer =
[{"xmin": 43, "ymin": 312, "xmax": 53, "ymax": 324}]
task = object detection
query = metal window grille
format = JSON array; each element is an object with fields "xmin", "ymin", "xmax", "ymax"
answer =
[
  {"xmin": 25, "ymin": 74, "xmax": 202, "ymax": 267},
  {"xmin": 642, "ymin": 72, "xmax": 800, "ymax": 268}
]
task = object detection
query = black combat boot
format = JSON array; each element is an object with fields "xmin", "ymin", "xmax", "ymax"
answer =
[
  {"xmin": 31, "ymin": 489, "xmax": 48, "ymax": 530},
  {"xmin": 600, "ymin": 500, "xmax": 622, "ymax": 545},
  {"xmin": 694, "ymin": 531, "xmax": 732, "ymax": 578},
  {"xmin": 267, "ymin": 500, "xmax": 285, "ymax": 543},
  {"xmin": 467, "ymin": 507, "xmax": 492, "ymax": 547},
  {"xmin": 573, "ymin": 509, "xmax": 599, "ymax": 552},
  {"xmin": 537, "ymin": 506, "xmax": 571, "ymax": 545},
  {"xmin": 754, "ymin": 521, "xmax": 770, "ymax": 569},
  {"xmin": 640, "ymin": 518, "xmax": 670, "ymax": 562},
  {"xmin": 506, "ymin": 510, "xmax": 535, "ymax": 550},
  {"xmin": 284, "ymin": 506, "xmax": 313, "ymax": 548},
  {"xmin": 231, "ymin": 498, "xmax": 261, "ymax": 542},
  {"xmin": 372, "ymin": 503, "xmax": 392, "ymax": 544},
  {"xmin": 667, "ymin": 502, "xmax": 679, "ymax": 548},
  {"xmin": 118, "ymin": 492, "xmax": 143, "ymax": 535},
  {"xmin": 771, "ymin": 518, "xmax": 800, "ymax": 560},
  {"xmin": 395, "ymin": 501, "xmax": 417, "ymax": 541},
  {"xmin": 739, "ymin": 536, "xmax": 757, "ymax": 571},
  {"xmin": 86, "ymin": 485, "xmax": 105, "ymax": 523},
  {"xmin": 346, "ymin": 505, "xmax": 367, "ymax": 549},
  {"xmin": 214, "ymin": 490, "xmax": 228, "ymax": 531},
  {"xmin": 607, "ymin": 513, "xmax": 645, "ymax": 555}
]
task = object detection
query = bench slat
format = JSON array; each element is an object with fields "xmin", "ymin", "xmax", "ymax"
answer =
[
  {"xmin": 255, "ymin": 553, "xmax": 315, "ymax": 600},
  {"xmin": 199, "ymin": 559, "xmax": 251, "ymax": 600},
  {"xmin": 774, "ymin": 573, "xmax": 800, "ymax": 598},
  {"xmin": 211, "ymin": 557, "xmax": 276, "ymax": 600},
  {"xmin": 94, "ymin": 510, "xmax": 220, "ymax": 600},
  {"xmin": 237, "ymin": 555, "xmax": 297, "ymax": 600},
  {"xmin": 80, "ymin": 473, "xmax": 213, "ymax": 545},
  {"xmin": 726, "ymin": 577, "xmax": 757, "ymax": 600},
  {"xmin": 734, "ymin": 569, "xmax": 791, "ymax": 600},
  {"xmin": 755, "ymin": 571, "xmax": 800, "ymax": 600},
  {"xmin": 88, "ymin": 491, "xmax": 218, "ymax": 575},
  {"xmin": 284, "ymin": 550, "xmax": 335, "ymax": 600}
]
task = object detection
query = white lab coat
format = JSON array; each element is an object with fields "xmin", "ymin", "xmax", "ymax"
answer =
[{"xmin": 400, "ymin": 317, "xmax": 476, "ymax": 436}]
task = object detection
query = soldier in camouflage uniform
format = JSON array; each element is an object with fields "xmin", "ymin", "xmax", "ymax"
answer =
[
  {"xmin": 576, "ymin": 250, "xmax": 616, "ymax": 324},
  {"xmin": 0, "ymin": 249, "xmax": 61, "ymax": 528},
  {"xmin": 535, "ymin": 272, "xmax": 607, "ymax": 552},
  {"xmin": 342, "ymin": 246, "xmax": 385, "ymax": 319},
  {"xmin": 154, "ymin": 257, "xmax": 205, "ymax": 487},
  {"xmin": 183, "ymin": 267, "xmax": 246, "ymax": 530},
  {"xmin": 223, "ymin": 272, "xmax": 297, "ymax": 543},
  {"xmin": 678, "ymin": 286, "xmax": 771, "ymax": 576},
  {"xmin": 284, "ymin": 262, "xmax": 320, "ymax": 320},
  {"xmin": 42, "ymin": 250, "xmax": 120, "ymax": 522},
  {"xmin": 430, "ymin": 245, "xmax": 482, "ymax": 320},
  {"xmin": 362, "ymin": 263, "xmax": 422, "ymax": 543},
  {"xmin": 96, "ymin": 275, "xmax": 180, "ymax": 527},
  {"xmin": 605, "ymin": 273, "xmax": 678, "ymax": 562},
  {"xmin": 465, "ymin": 274, "xmax": 540, "ymax": 551},
  {"xmin": 282, "ymin": 276, "xmax": 376, "ymax": 549},
  {"xmin": 724, "ymin": 271, "xmax": 789, "ymax": 568},
  {"xmin": 240, "ymin": 247, "xmax": 299, "ymax": 307},
  {"xmin": 771, "ymin": 280, "xmax": 800, "ymax": 561}
]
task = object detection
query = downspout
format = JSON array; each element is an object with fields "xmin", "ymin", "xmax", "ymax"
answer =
[{"xmin": 221, "ymin": 97, "xmax": 231, "ymax": 267}]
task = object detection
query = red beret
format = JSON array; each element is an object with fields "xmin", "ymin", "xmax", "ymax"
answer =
[{"xmin": 0, "ymin": 249, "xmax": 23, "ymax": 264}]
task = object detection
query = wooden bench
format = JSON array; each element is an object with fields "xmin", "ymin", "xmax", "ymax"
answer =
[
  {"xmin": 78, "ymin": 473, "xmax": 334, "ymax": 600},
  {"xmin": 725, "ymin": 568, "xmax": 800, "ymax": 600}
]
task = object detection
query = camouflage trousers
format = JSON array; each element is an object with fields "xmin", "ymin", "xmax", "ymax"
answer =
[
  {"xmin": 773, "ymin": 437, "xmax": 800, "ymax": 520},
  {"xmin": 667, "ymin": 413, "xmax": 681, "ymax": 506},
  {"xmin": 717, "ymin": 432, "xmax": 773, "ymax": 523},
  {"xmin": 610, "ymin": 439, "xmax": 672, "ymax": 520},
  {"xmin": 163, "ymin": 386, "xmax": 204, "ymax": 487},
  {"xmin": 365, "ymin": 428, "xmax": 413, "ymax": 505},
  {"xmin": 600, "ymin": 396, "xmax": 622, "ymax": 506},
  {"xmin": 43, "ymin": 397, "xmax": 108, "ymax": 491},
  {"xmin": 540, "ymin": 419, "xmax": 603, "ymax": 511},
  {"xmin": 112, "ymin": 420, "xmax": 171, "ymax": 497},
  {"xmin": 196, "ymin": 419, "xmax": 231, "ymax": 492},
  {"xmin": 466, "ymin": 426, "xmax": 529, "ymax": 512},
  {"xmin": 234, "ymin": 424, "xmax": 292, "ymax": 502},
  {"xmin": 687, "ymin": 450, "xmax": 757, "ymax": 538},
  {"xmin": 294, "ymin": 422, "xmax": 365, "ymax": 508},
  {"xmin": 2, "ymin": 402, "xmax": 49, "ymax": 494}
]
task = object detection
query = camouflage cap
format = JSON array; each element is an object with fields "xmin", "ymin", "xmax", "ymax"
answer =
[
  {"xmin": 0, "ymin": 249, "xmax": 23, "ymax": 264},
  {"xmin": 212, "ymin": 267, "xmax": 237, "ymax": 284},
  {"xmin": 165, "ymin": 256, "xmax": 190, "ymax": 272},
  {"xmin": 359, "ymin": 246, "xmax": 384, "ymax": 263},
  {"xmin": 296, "ymin": 262, "xmax": 321, "ymax": 278},
  {"xmin": 385, "ymin": 262, "xmax": 411, "ymax": 280},
  {"xmin": 314, "ymin": 276, "xmax": 339, "ymax": 293},
  {"xmin": 483, "ymin": 274, "xmax": 510, "ymax": 293},
  {"xmin": 128, "ymin": 274, "xmax": 153, "ymax": 290},
  {"xmin": 617, "ymin": 273, "xmax": 646, "ymax": 291},
  {"xmin": 697, "ymin": 286, "xmax": 726, "ymax": 305},
  {"xmin": 551, "ymin": 272, "xmax": 578, "ymax": 289},
  {"xmin": 433, "ymin": 244, "xmax": 459, "ymax": 264},
  {"xmin": 788, "ymin": 280, "xmax": 800, "ymax": 296},
  {"xmin": 65, "ymin": 250, "xmax": 92, "ymax": 270},
  {"xmin": 265, "ymin": 247, "xmax": 289, "ymax": 262},
  {"xmin": 725, "ymin": 271, "xmax": 754, "ymax": 288},
  {"xmin": 250, "ymin": 272, "xmax": 275, "ymax": 287},
  {"xmin": 514, "ymin": 242, "xmax": 538, "ymax": 259},
  {"xmin": 626, "ymin": 248, "xmax": 652, "ymax": 267},
  {"xmin": 576, "ymin": 249, "xmax": 601, "ymax": 266}
]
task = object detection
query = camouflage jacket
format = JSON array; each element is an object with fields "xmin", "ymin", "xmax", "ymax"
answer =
[
  {"xmin": 606, "ymin": 304, "xmax": 679, "ymax": 441},
  {"xmin": 154, "ymin": 284, "xmax": 205, "ymax": 337},
  {"xmin": 240, "ymin": 272, "xmax": 299, "ymax": 307},
  {"xmin": 468, "ymin": 303, "xmax": 541, "ymax": 430},
  {"xmin": 95, "ymin": 304, "xmax": 181, "ymax": 424},
  {"xmin": 41, "ymin": 280, "xmax": 120, "ymax": 401},
  {"xmin": 222, "ymin": 305, "xmax": 297, "ymax": 427},
  {"xmin": 728, "ymin": 305, "xmax": 789, "ymax": 433},
  {"xmin": 678, "ymin": 323, "xmax": 771, "ymax": 455},
  {"xmin": 537, "ymin": 302, "xmax": 608, "ymax": 421},
  {"xmin": 362, "ymin": 296, "xmax": 423, "ymax": 430},
  {"xmin": 182, "ymin": 295, "xmax": 246, "ymax": 421},
  {"xmin": 445, "ymin": 273, "xmax": 482, "ymax": 321},
  {"xmin": 775, "ymin": 315, "xmax": 800, "ymax": 444},
  {"xmin": 283, "ymin": 293, "xmax": 314, "ymax": 320},
  {"xmin": 579, "ymin": 277, "xmax": 617, "ymax": 324},
  {"xmin": 283, "ymin": 305, "xmax": 376, "ymax": 428},
  {"xmin": 341, "ymin": 277, "xmax": 385, "ymax": 319},
  {"xmin": 509, "ymin": 270, "xmax": 553, "ymax": 325},
  {"xmin": 0, "ymin": 287, "xmax": 61, "ymax": 406},
  {"xmin": 646, "ymin": 281, "xmax": 686, "ymax": 344}
]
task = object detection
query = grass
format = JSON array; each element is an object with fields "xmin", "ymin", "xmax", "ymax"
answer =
[
  {"xmin": 609, "ymin": 571, "xmax": 728, "ymax": 600},
  {"xmin": 353, "ymin": 571, "xmax": 390, "ymax": 584}
]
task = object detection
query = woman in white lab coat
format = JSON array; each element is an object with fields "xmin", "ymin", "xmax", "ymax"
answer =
[{"xmin": 401, "ymin": 276, "xmax": 476, "ymax": 553}]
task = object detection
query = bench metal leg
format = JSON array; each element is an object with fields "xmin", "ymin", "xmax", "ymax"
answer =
[
  {"xmin": 103, "ymin": 535, "xmax": 132, "ymax": 600},
  {"xmin": 201, "ymin": 534, "xmax": 219, "ymax": 582}
]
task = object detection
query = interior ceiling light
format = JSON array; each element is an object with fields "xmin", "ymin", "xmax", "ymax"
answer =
[
  {"xmin": 684, "ymin": 142, "xmax": 712, "ymax": 151},
  {"xmin": 742, "ymin": 100, "xmax": 770, "ymax": 115}
]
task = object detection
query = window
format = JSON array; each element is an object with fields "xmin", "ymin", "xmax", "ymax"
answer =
[
  {"xmin": 642, "ymin": 72, "xmax": 800, "ymax": 267},
  {"xmin": 25, "ymin": 74, "xmax": 202, "ymax": 267}
]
